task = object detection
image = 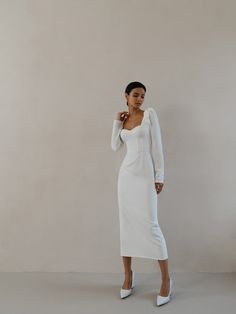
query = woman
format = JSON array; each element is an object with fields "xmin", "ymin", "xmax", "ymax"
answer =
[{"xmin": 111, "ymin": 81, "xmax": 173, "ymax": 306}]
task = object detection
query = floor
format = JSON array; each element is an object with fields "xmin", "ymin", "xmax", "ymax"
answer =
[{"xmin": 0, "ymin": 272, "xmax": 235, "ymax": 314}]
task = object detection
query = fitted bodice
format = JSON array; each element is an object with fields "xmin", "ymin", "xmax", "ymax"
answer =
[
  {"xmin": 120, "ymin": 109, "xmax": 152, "ymax": 155},
  {"xmin": 111, "ymin": 106, "xmax": 164, "ymax": 183}
]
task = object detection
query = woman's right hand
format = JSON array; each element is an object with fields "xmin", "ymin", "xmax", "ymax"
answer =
[{"xmin": 116, "ymin": 111, "xmax": 129, "ymax": 121}]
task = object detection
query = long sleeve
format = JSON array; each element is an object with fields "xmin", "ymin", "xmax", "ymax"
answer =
[
  {"xmin": 111, "ymin": 119, "xmax": 124, "ymax": 151},
  {"xmin": 149, "ymin": 107, "xmax": 164, "ymax": 183}
]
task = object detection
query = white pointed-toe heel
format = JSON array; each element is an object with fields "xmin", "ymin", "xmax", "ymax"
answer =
[
  {"xmin": 156, "ymin": 277, "xmax": 173, "ymax": 306},
  {"xmin": 120, "ymin": 270, "xmax": 135, "ymax": 299}
]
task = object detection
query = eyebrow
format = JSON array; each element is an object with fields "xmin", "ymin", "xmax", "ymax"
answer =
[{"xmin": 133, "ymin": 92, "xmax": 145, "ymax": 95}]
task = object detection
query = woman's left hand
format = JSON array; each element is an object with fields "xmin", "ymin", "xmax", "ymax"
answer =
[{"xmin": 155, "ymin": 182, "xmax": 164, "ymax": 194}]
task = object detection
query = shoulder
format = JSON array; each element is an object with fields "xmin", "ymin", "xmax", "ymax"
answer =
[
  {"xmin": 147, "ymin": 107, "xmax": 158, "ymax": 115},
  {"xmin": 147, "ymin": 107, "xmax": 160, "ymax": 123}
]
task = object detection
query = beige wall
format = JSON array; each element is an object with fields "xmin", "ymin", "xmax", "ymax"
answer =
[{"xmin": 0, "ymin": 0, "xmax": 235, "ymax": 272}]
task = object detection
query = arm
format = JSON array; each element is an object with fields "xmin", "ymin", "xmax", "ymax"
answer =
[
  {"xmin": 149, "ymin": 107, "xmax": 164, "ymax": 183},
  {"xmin": 111, "ymin": 119, "xmax": 124, "ymax": 151}
]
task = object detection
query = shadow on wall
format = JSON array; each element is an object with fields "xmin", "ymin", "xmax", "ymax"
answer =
[{"xmin": 159, "ymin": 102, "xmax": 236, "ymax": 272}]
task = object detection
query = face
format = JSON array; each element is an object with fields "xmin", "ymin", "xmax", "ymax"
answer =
[{"xmin": 125, "ymin": 87, "xmax": 145, "ymax": 109}]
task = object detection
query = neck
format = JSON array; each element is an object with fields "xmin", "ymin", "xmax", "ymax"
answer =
[{"xmin": 128, "ymin": 106, "xmax": 141, "ymax": 116}]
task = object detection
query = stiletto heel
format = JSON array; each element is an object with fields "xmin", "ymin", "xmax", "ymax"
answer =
[
  {"xmin": 131, "ymin": 269, "xmax": 135, "ymax": 288},
  {"xmin": 156, "ymin": 277, "xmax": 173, "ymax": 306},
  {"xmin": 120, "ymin": 270, "xmax": 135, "ymax": 299}
]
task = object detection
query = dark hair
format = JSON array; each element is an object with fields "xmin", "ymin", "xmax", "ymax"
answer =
[{"xmin": 125, "ymin": 81, "xmax": 146, "ymax": 106}]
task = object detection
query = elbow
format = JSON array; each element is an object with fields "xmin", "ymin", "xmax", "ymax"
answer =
[
  {"xmin": 111, "ymin": 145, "xmax": 117, "ymax": 152},
  {"xmin": 111, "ymin": 142, "xmax": 119, "ymax": 152},
  {"xmin": 111, "ymin": 138, "xmax": 123, "ymax": 152}
]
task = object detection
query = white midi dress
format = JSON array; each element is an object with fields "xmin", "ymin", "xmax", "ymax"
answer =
[{"xmin": 111, "ymin": 107, "xmax": 168, "ymax": 260}]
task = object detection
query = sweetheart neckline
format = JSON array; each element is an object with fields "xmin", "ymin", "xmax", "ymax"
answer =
[
  {"xmin": 121, "ymin": 109, "xmax": 146, "ymax": 132},
  {"xmin": 121, "ymin": 124, "xmax": 142, "ymax": 132}
]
